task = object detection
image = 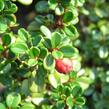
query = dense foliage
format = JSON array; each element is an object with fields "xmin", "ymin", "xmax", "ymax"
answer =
[
  {"xmin": 0, "ymin": 0, "xmax": 109, "ymax": 109},
  {"xmin": 0, "ymin": 0, "xmax": 86, "ymax": 109}
]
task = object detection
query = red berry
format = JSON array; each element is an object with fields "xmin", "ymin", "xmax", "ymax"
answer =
[{"xmin": 55, "ymin": 58, "xmax": 73, "ymax": 74}]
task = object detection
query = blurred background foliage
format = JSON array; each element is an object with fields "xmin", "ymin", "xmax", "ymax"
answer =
[{"xmin": 76, "ymin": 0, "xmax": 109, "ymax": 109}]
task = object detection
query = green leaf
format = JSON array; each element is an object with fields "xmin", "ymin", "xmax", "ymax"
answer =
[
  {"xmin": 29, "ymin": 80, "xmax": 38, "ymax": 93},
  {"xmin": 32, "ymin": 97, "xmax": 46, "ymax": 106},
  {"xmin": 10, "ymin": 43, "xmax": 28, "ymax": 54},
  {"xmin": 72, "ymin": 85, "xmax": 82, "ymax": 97},
  {"xmin": 6, "ymin": 93, "xmax": 21, "ymax": 108},
  {"xmin": 18, "ymin": 28, "xmax": 30, "ymax": 41},
  {"xmin": 28, "ymin": 21, "xmax": 42, "ymax": 31},
  {"xmin": 0, "ymin": 0, "xmax": 4, "ymax": 11},
  {"xmin": 28, "ymin": 47, "xmax": 40, "ymax": 58},
  {"xmin": 64, "ymin": 25, "xmax": 78, "ymax": 39},
  {"xmin": 35, "ymin": 1, "xmax": 49, "ymax": 13},
  {"xmin": 52, "ymin": 50, "xmax": 63, "ymax": 59},
  {"xmin": 55, "ymin": 6, "xmax": 64, "ymax": 16},
  {"xmin": 0, "ymin": 17, "xmax": 8, "ymax": 33},
  {"xmin": 59, "ymin": 45, "xmax": 78, "ymax": 57},
  {"xmin": 21, "ymin": 79, "xmax": 29, "ymax": 96},
  {"xmin": 0, "ymin": 103, "xmax": 6, "ymax": 109},
  {"xmin": 48, "ymin": 72, "xmax": 60, "ymax": 88},
  {"xmin": 27, "ymin": 59, "xmax": 38, "ymax": 67},
  {"xmin": 32, "ymin": 34, "xmax": 42, "ymax": 46},
  {"xmin": 51, "ymin": 32, "xmax": 62, "ymax": 48},
  {"xmin": 63, "ymin": 11, "xmax": 74, "ymax": 23},
  {"xmin": 48, "ymin": 0, "xmax": 58, "ymax": 10},
  {"xmin": 44, "ymin": 54, "xmax": 55, "ymax": 70},
  {"xmin": 98, "ymin": 46, "xmax": 108, "ymax": 59},
  {"xmin": 5, "ymin": 14, "xmax": 17, "ymax": 27},
  {"xmin": 39, "ymin": 47, "xmax": 48, "ymax": 59},
  {"xmin": 53, "ymin": 101, "xmax": 65, "ymax": 109},
  {"xmin": 20, "ymin": 103, "xmax": 35, "ymax": 109},
  {"xmin": 75, "ymin": 97, "xmax": 85, "ymax": 105},
  {"xmin": 2, "ymin": 34, "xmax": 11, "ymax": 45},
  {"xmin": 18, "ymin": 0, "xmax": 33, "ymax": 5},
  {"xmin": 40, "ymin": 25, "xmax": 51, "ymax": 39},
  {"xmin": 43, "ymin": 38, "xmax": 52, "ymax": 49},
  {"xmin": 4, "ymin": 3, "xmax": 18, "ymax": 14},
  {"xmin": 66, "ymin": 96, "xmax": 74, "ymax": 107},
  {"xmin": 0, "ymin": 44, "xmax": 4, "ymax": 53},
  {"xmin": 61, "ymin": 0, "xmax": 71, "ymax": 7},
  {"xmin": 36, "ymin": 66, "xmax": 47, "ymax": 90}
]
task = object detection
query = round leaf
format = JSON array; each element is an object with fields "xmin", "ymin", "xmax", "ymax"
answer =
[
  {"xmin": 55, "ymin": 6, "xmax": 64, "ymax": 16},
  {"xmin": 28, "ymin": 47, "xmax": 40, "ymax": 58},
  {"xmin": 66, "ymin": 96, "xmax": 74, "ymax": 107},
  {"xmin": 35, "ymin": 1, "xmax": 49, "ymax": 13},
  {"xmin": 63, "ymin": 11, "xmax": 74, "ymax": 23},
  {"xmin": 51, "ymin": 32, "xmax": 62, "ymax": 48},
  {"xmin": 40, "ymin": 25, "xmax": 51, "ymax": 39},
  {"xmin": 44, "ymin": 54, "xmax": 55, "ymax": 70},
  {"xmin": 2, "ymin": 34, "xmax": 11, "ymax": 45},
  {"xmin": 6, "ymin": 93, "xmax": 21, "ymax": 108},
  {"xmin": 59, "ymin": 45, "xmax": 78, "ymax": 57},
  {"xmin": 10, "ymin": 43, "xmax": 28, "ymax": 54},
  {"xmin": 52, "ymin": 50, "xmax": 63, "ymax": 59},
  {"xmin": 75, "ymin": 97, "xmax": 85, "ymax": 105}
]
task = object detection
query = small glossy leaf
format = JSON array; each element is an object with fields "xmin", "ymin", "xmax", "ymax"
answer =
[
  {"xmin": 28, "ymin": 21, "xmax": 42, "ymax": 31},
  {"xmin": 18, "ymin": 0, "xmax": 33, "ymax": 5},
  {"xmin": 0, "ymin": 17, "xmax": 8, "ymax": 33},
  {"xmin": 40, "ymin": 26, "xmax": 51, "ymax": 39},
  {"xmin": 28, "ymin": 47, "xmax": 40, "ymax": 58},
  {"xmin": 39, "ymin": 47, "xmax": 48, "ymax": 59},
  {"xmin": 51, "ymin": 32, "xmax": 62, "ymax": 48},
  {"xmin": 75, "ymin": 97, "xmax": 85, "ymax": 105},
  {"xmin": 59, "ymin": 45, "xmax": 78, "ymax": 57},
  {"xmin": 55, "ymin": 6, "xmax": 64, "ymax": 16},
  {"xmin": 2, "ymin": 34, "xmax": 11, "ymax": 45},
  {"xmin": 4, "ymin": 3, "xmax": 18, "ymax": 14},
  {"xmin": 35, "ymin": 1, "xmax": 49, "ymax": 13},
  {"xmin": 52, "ymin": 51, "xmax": 63, "ymax": 59},
  {"xmin": 32, "ymin": 35, "xmax": 42, "ymax": 46},
  {"xmin": 43, "ymin": 38, "xmax": 52, "ymax": 49},
  {"xmin": 32, "ymin": 97, "xmax": 46, "ymax": 105},
  {"xmin": 66, "ymin": 96, "xmax": 73, "ymax": 107},
  {"xmin": 20, "ymin": 103, "xmax": 35, "ymax": 109},
  {"xmin": 64, "ymin": 25, "xmax": 78, "ymax": 39},
  {"xmin": 44, "ymin": 54, "xmax": 55, "ymax": 70},
  {"xmin": 18, "ymin": 28, "xmax": 30, "ymax": 41},
  {"xmin": 10, "ymin": 43, "xmax": 28, "ymax": 54},
  {"xmin": 6, "ymin": 93, "xmax": 21, "ymax": 108},
  {"xmin": 27, "ymin": 59, "xmax": 37, "ymax": 67},
  {"xmin": 21, "ymin": 79, "xmax": 29, "ymax": 96},
  {"xmin": 29, "ymin": 80, "xmax": 38, "ymax": 93},
  {"xmin": 63, "ymin": 11, "xmax": 74, "ymax": 23},
  {"xmin": 72, "ymin": 85, "xmax": 82, "ymax": 97},
  {"xmin": 48, "ymin": 72, "xmax": 60, "ymax": 88},
  {"xmin": 98, "ymin": 46, "xmax": 108, "ymax": 59},
  {"xmin": 48, "ymin": 0, "xmax": 58, "ymax": 10}
]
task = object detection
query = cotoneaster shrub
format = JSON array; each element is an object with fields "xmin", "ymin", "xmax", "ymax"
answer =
[{"xmin": 0, "ymin": 0, "xmax": 86, "ymax": 109}]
